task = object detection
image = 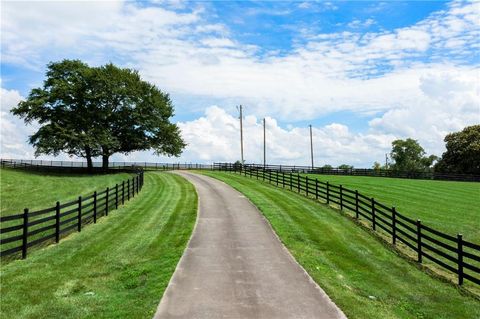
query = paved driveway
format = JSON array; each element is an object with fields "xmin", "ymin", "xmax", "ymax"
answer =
[{"xmin": 154, "ymin": 172, "xmax": 346, "ymax": 319}]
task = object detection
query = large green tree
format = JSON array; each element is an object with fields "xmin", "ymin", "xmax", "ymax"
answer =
[
  {"xmin": 390, "ymin": 138, "xmax": 437, "ymax": 172},
  {"xmin": 12, "ymin": 60, "xmax": 100, "ymax": 169},
  {"xmin": 87, "ymin": 63, "xmax": 186, "ymax": 168},
  {"xmin": 12, "ymin": 60, "xmax": 186, "ymax": 169},
  {"xmin": 435, "ymin": 125, "xmax": 480, "ymax": 174}
]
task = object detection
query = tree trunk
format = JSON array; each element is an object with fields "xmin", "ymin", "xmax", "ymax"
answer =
[
  {"xmin": 85, "ymin": 147, "xmax": 93, "ymax": 173},
  {"xmin": 102, "ymin": 154, "xmax": 109, "ymax": 170}
]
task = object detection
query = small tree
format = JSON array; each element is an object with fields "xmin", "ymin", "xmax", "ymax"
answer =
[
  {"xmin": 435, "ymin": 125, "xmax": 480, "ymax": 174},
  {"xmin": 338, "ymin": 164, "xmax": 353, "ymax": 170},
  {"xmin": 390, "ymin": 138, "xmax": 436, "ymax": 171},
  {"xmin": 233, "ymin": 160, "xmax": 243, "ymax": 171},
  {"xmin": 372, "ymin": 162, "xmax": 382, "ymax": 170},
  {"xmin": 322, "ymin": 164, "xmax": 333, "ymax": 170}
]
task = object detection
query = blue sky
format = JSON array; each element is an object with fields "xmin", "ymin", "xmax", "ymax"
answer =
[{"xmin": 1, "ymin": 1, "xmax": 479, "ymax": 166}]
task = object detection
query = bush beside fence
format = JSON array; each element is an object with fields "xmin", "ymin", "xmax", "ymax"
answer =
[
  {"xmin": 0, "ymin": 167, "xmax": 144, "ymax": 260},
  {"xmin": 214, "ymin": 163, "xmax": 480, "ymax": 287}
]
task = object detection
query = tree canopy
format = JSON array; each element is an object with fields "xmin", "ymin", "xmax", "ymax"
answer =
[
  {"xmin": 12, "ymin": 60, "xmax": 186, "ymax": 169},
  {"xmin": 389, "ymin": 138, "xmax": 437, "ymax": 172},
  {"xmin": 435, "ymin": 125, "xmax": 480, "ymax": 174}
]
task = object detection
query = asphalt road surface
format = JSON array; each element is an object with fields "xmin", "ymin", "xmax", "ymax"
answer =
[{"xmin": 154, "ymin": 171, "xmax": 346, "ymax": 319}]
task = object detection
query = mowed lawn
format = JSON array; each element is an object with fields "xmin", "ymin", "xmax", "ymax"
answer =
[
  {"xmin": 203, "ymin": 171, "xmax": 480, "ymax": 319},
  {"xmin": 305, "ymin": 174, "xmax": 480, "ymax": 243},
  {"xmin": 0, "ymin": 168, "xmax": 132, "ymax": 216},
  {"xmin": 0, "ymin": 172, "xmax": 197, "ymax": 319}
]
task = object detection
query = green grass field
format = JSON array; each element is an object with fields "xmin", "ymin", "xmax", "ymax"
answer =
[
  {"xmin": 0, "ymin": 168, "xmax": 132, "ymax": 216},
  {"xmin": 0, "ymin": 172, "xmax": 197, "ymax": 319},
  {"xmin": 203, "ymin": 171, "xmax": 480, "ymax": 319},
  {"xmin": 303, "ymin": 174, "xmax": 480, "ymax": 243}
]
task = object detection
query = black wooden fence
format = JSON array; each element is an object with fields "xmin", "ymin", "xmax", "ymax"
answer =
[
  {"xmin": 3, "ymin": 159, "xmax": 479, "ymax": 182},
  {"xmin": 0, "ymin": 169, "xmax": 144, "ymax": 260},
  {"xmin": 1, "ymin": 159, "xmax": 213, "ymax": 171},
  {"xmin": 242, "ymin": 163, "xmax": 480, "ymax": 182},
  {"xmin": 215, "ymin": 163, "xmax": 480, "ymax": 287}
]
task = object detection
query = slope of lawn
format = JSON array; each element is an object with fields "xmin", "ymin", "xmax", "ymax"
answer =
[
  {"xmin": 0, "ymin": 168, "xmax": 132, "ymax": 216},
  {"xmin": 202, "ymin": 171, "xmax": 480, "ymax": 319},
  {"xmin": 303, "ymin": 174, "xmax": 480, "ymax": 243},
  {"xmin": 0, "ymin": 172, "xmax": 197, "ymax": 319}
]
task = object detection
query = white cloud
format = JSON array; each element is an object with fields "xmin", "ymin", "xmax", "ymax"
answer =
[
  {"xmin": 2, "ymin": 1, "xmax": 477, "ymax": 119},
  {"xmin": 0, "ymin": 87, "xmax": 36, "ymax": 159},
  {"xmin": 201, "ymin": 38, "xmax": 236, "ymax": 48},
  {"xmin": 174, "ymin": 106, "xmax": 395, "ymax": 167},
  {"xmin": 368, "ymin": 68, "xmax": 480, "ymax": 155},
  {"xmin": 347, "ymin": 18, "xmax": 376, "ymax": 29}
]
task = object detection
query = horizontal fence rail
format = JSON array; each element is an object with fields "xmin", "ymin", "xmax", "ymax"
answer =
[
  {"xmin": 0, "ymin": 164, "xmax": 144, "ymax": 260},
  {"xmin": 214, "ymin": 163, "xmax": 480, "ymax": 287},
  {"xmin": 239, "ymin": 163, "xmax": 480, "ymax": 182}
]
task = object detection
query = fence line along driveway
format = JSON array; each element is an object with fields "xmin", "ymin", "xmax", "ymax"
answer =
[{"xmin": 154, "ymin": 171, "xmax": 346, "ymax": 319}]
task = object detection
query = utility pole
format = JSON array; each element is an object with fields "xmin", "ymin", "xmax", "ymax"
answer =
[
  {"xmin": 385, "ymin": 153, "xmax": 388, "ymax": 169},
  {"xmin": 236, "ymin": 105, "xmax": 244, "ymax": 164},
  {"xmin": 309, "ymin": 125, "xmax": 314, "ymax": 169},
  {"xmin": 263, "ymin": 118, "xmax": 266, "ymax": 168}
]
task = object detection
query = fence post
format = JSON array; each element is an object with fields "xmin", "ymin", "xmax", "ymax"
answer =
[
  {"xmin": 289, "ymin": 173, "xmax": 292, "ymax": 190},
  {"xmin": 340, "ymin": 185, "xmax": 343, "ymax": 210},
  {"xmin": 115, "ymin": 184, "xmax": 119, "ymax": 209},
  {"xmin": 355, "ymin": 190, "xmax": 359, "ymax": 218},
  {"xmin": 132, "ymin": 178, "xmax": 135, "ymax": 198},
  {"xmin": 282, "ymin": 172, "xmax": 285, "ymax": 188},
  {"xmin": 127, "ymin": 179, "xmax": 130, "ymax": 201},
  {"xmin": 93, "ymin": 191, "xmax": 97, "ymax": 223},
  {"xmin": 55, "ymin": 201, "xmax": 60, "ymax": 243},
  {"xmin": 371, "ymin": 198, "xmax": 376, "ymax": 230},
  {"xmin": 305, "ymin": 176, "xmax": 309, "ymax": 196},
  {"xmin": 122, "ymin": 181, "xmax": 125, "ymax": 205},
  {"xmin": 22, "ymin": 208, "xmax": 28, "ymax": 259},
  {"xmin": 315, "ymin": 179, "xmax": 319, "ymax": 200},
  {"xmin": 416, "ymin": 219, "xmax": 422, "ymax": 263},
  {"xmin": 297, "ymin": 174, "xmax": 300, "ymax": 193},
  {"xmin": 392, "ymin": 207, "xmax": 397, "ymax": 245},
  {"xmin": 457, "ymin": 234, "xmax": 464, "ymax": 285},
  {"xmin": 327, "ymin": 182, "xmax": 330, "ymax": 204},
  {"xmin": 78, "ymin": 196, "xmax": 82, "ymax": 232},
  {"xmin": 105, "ymin": 187, "xmax": 109, "ymax": 216}
]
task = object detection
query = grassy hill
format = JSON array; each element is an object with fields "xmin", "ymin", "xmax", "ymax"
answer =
[
  {"xmin": 0, "ymin": 168, "xmax": 132, "ymax": 216},
  {"xmin": 203, "ymin": 171, "xmax": 480, "ymax": 319},
  {"xmin": 1, "ymin": 172, "xmax": 197, "ymax": 318},
  {"xmin": 304, "ymin": 174, "xmax": 480, "ymax": 243}
]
